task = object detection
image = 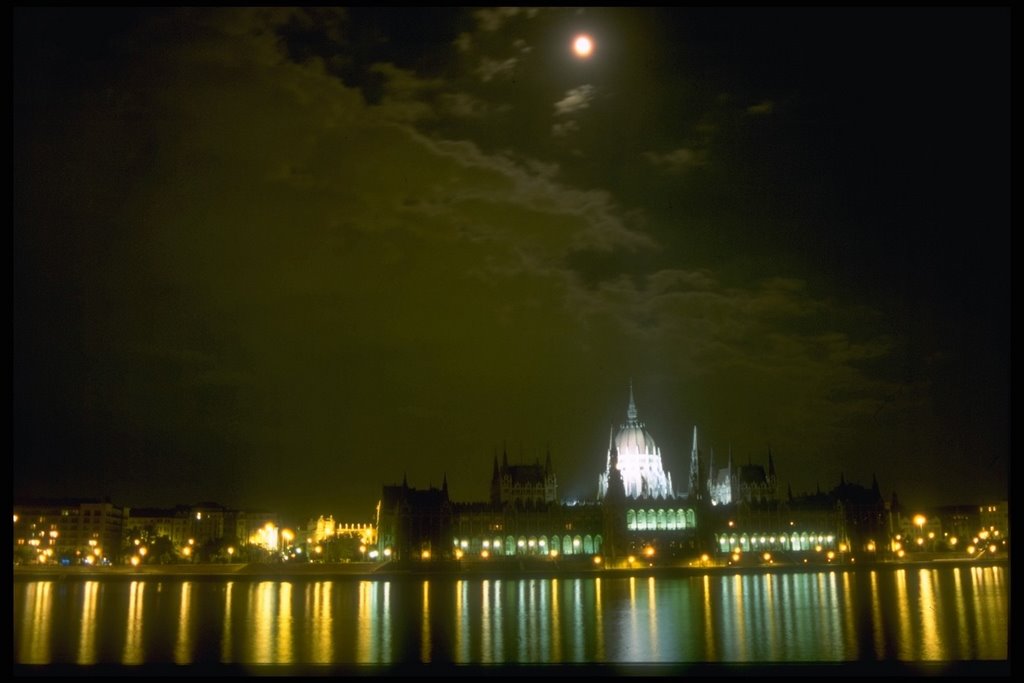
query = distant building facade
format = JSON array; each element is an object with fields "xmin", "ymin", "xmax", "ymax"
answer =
[{"xmin": 14, "ymin": 498, "xmax": 125, "ymax": 565}]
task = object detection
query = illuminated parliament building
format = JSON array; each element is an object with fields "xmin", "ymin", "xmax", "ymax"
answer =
[{"xmin": 376, "ymin": 385, "xmax": 890, "ymax": 564}]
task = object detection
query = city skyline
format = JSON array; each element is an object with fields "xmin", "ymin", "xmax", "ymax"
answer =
[{"xmin": 14, "ymin": 8, "xmax": 1009, "ymax": 522}]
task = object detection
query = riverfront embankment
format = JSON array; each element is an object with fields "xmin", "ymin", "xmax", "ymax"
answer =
[{"xmin": 13, "ymin": 555, "xmax": 1007, "ymax": 582}]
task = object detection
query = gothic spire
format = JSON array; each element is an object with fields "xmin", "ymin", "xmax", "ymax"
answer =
[{"xmin": 626, "ymin": 379, "xmax": 638, "ymax": 424}]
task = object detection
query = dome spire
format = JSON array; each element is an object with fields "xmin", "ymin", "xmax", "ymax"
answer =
[{"xmin": 626, "ymin": 378, "xmax": 638, "ymax": 424}]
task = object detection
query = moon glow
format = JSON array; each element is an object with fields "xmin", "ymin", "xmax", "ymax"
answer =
[{"xmin": 573, "ymin": 34, "xmax": 594, "ymax": 58}]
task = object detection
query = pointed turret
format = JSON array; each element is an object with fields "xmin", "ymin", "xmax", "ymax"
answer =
[
  {"xmin": 688, "ymin": 425, "xmax": 702, "ymax": 502},
  {"xmin": 626, "ymin": 379, "xmax": 638, "ymax": 424},
  {"xmin": 607, "ymin": 431, "xmax": 626, "ymax": 502},
  {"xmin": 545, "ymin": 449, "xmax": 552, "ymax": 474},
  {"xmin": 491, "ymin": 455, "xmax": 502, "ymax": 506}
]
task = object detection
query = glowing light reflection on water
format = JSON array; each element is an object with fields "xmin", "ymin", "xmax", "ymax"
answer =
[{"xmin": 13, "ymin": 566, "xmax": 1009, "ymax": 665}]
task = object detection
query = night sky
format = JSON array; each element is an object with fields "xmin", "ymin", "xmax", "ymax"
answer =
[{"xmin": 14, "ymin": 8, "xmax": 1009, "ymax": 522}]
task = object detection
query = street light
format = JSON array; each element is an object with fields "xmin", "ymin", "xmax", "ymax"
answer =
[{"xmin": 913, "ymin": 514, "xmax": 927, "ymax": 548}]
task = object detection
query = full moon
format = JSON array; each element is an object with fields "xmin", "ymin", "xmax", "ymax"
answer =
[{"xmin": 573, "ymin": 34, "xmax": 594, "ymax": 58}]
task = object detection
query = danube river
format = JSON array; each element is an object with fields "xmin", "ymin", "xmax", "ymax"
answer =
[{"xmin": 13, "ymin": 564, "xmax": 1008, "ymax": 671}]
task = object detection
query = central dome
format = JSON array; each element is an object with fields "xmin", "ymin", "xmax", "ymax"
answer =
[
  {"xmin": 616, "ymin": 423, "xmax": 657, "ymax": 454},
  {"xmin": 598, "ymin": 384, "xmax": 676, "ymax": 500}
]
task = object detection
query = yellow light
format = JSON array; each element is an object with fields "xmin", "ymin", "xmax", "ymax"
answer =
[
  {"xmin": 421, "ymin": 549, "xmax": 431, "ymax": 560},
  {"xmin": 89, "ymin": 539, "xmax": 97, "ymax": 547},
  {"xmin": 826, "ymin": 551, "xmax": 835, "ymax": 560},
  {"xmin": 838, "ymin": 543, "xmax": 848, "ymax": 553},
  {"xmin": 182, "ymin": 547, "xmax": 192, "ymax": 557},
  {"xmin": 815, "ymin": 545, "xmax": 823, "ymax": 552},
  {"xmin": 455, "ymin": 549, "xmax": 464, "ymax": 559},
  {"xmin": 315, "ymin": 545, "xmax": 323, "ymax": 554},
  {"xmin": 130, "ymin": 556, "xmax": 140, "ymax": 566},
  {"xmin": 13, "ymin": 514, "xmax": 17, "ymax": 523},
  {"xmin": 384, "ymin": 548, "xmax": 392, "ymax": 557},
  {"xmin": 139, "ymin": 546, "xmax": 148, "ymax": 556},
  {"xmin": 573, "ymin": 34, "xmax": 593, "ymax": 58},
  {"xmin": 188, "ymin": 538, "xmax": 194, "ymax": 545},
  {"xmin": 700, "ymin": 554, "xmax": 709, "ymax": 563},
  {"xmin": 916, "ymin": 538, "xmax": 924, "ymax": 546},
  {"xmin": 593, "ymin": 556, "xmax": 602, "ymax": 565},
  {"xmin": 481, "ymin": 550, "xmax": 490, "ymax": 559},
  {"xmin": 966, "ymin": 545, "xmax": 976, "ymax": 554},
  {"xmin": 227, "ymin": 546, "xmax": 234, "ymax": 556},
  {"xmin": 94, "ymin": 548, "xmax": 101, "ymax": 556},
  {"xmin": 866, "ymin": 541, "xmax": 876, "ymax": 552},
  {"xmin": 627, "ymin": 555, "xmax": 635, "ymax": 564},
  {"xmin": 49, "ymin": 530, "xmax": 59, "ymax": 538},
  {"xmin": 84, "ymin": 555, "xmax": 93, "ymax": 565},
  {"xmin": 913, "ymin": 514, "xmax": 926, "ymax": 527},
  {"xmin": 763, "ymin": 552, "xmax": 772, "ymax": 562},
  {"xmin": 979, "ymin": 530, "xmax": 989, "ymax": 540},
  {"xmin": 988, "ymin": 544, "xmax": 997, "ymax": 553},
  {"xmin": 644, "ymin": 546, "xmax": 655, "ymax": 557},
  {"xmin": 549, "ymin": 549, "xmax": 558, "ymax": 558},
  {"xmin": 728, "ymin": 520, "xmax": 735, "ymax": 528},
  {"xmin": 927, "ymin": 531, "xmax": 935, "ymax": 539},
  {"xmin": 731, "ymin": 553, "xmax": 740, "ymax": 562},
  {"xmin": 949, "ymin": 537, "xmax": 958, "ymax": 546},
  {"xmin": 897, "ymin": 549, "xmax": 905, "ymax": 558}
]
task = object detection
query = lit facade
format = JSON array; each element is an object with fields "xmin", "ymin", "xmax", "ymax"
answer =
[{"xmin": 598, "ymin": 386, "xmax": 676, "ymax": 500}]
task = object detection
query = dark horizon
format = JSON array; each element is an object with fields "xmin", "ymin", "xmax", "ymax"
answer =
[{"xmin": 14, "ymin": 8, "xmax": 1009, "ymax": 524}]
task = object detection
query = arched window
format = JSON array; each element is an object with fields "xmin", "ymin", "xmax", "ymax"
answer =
[
  {"xmin": 594, "ymin": 535, "xmax": 603, "ymax": 554},
  {"xmin": 573, "ymin": 535, "xmax": 583, "ymax": 554},
  {"xmin": 686, "ymin": 509, "xmax": 696, "ymax": 527},
  {"xmin": 791, "ymin": 533, "xmax": 800, "ymax": 551},
  {"xmin": 656, "ymin": 509, "xmax": 667, "ymax": 530},
  {"xmin": 584, "ymin": 535, "xmax": 594, "ymax": 554},
  {"xmin": 550, "ymin": 535, "xmax": 560, "ymax": 555},
  {"xmin": 676, "ymin": 509, "xmax": 686, "ymax": 529},
  {"xmin": 648, "ymin": 510, "xmax": 657, "ymax": 530},
  {"xmin": 506, "ymin": 535, "xmax": 516, "ymax": 557},
  {"xmin": 517, "ymin": 536, "xmax": 528, "ymax": 555},
  {"xmin": 563, "ymin": 535, "xmax": 573, "ymax": 555},
  {"xmin": 626, "ymin": 509, "xmax": 636, "ymax": 531},
  {"xmin": 719, "ymin": 535, "xmax": 730, "ymax": 553},
  {"xmin": 637, "ymin": 509, "xmax": 646, "ymax": 531},
  {"xmin": 740, "ymin": 534, "xmax": 750, "ymax": 552}
]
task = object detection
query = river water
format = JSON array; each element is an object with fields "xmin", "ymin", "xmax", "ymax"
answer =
[{"xmin": 13, "ymin": 565, "xmax": 1008, "ymax": 669}]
